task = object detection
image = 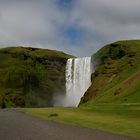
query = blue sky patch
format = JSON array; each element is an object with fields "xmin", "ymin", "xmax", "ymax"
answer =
[
  {"xmin": 56, "ymin": 0, "xmax": 75, "ymax": 9},
  {"xmin": 64, "ymin": 26, "xmax": 85, "ymax": 44}
]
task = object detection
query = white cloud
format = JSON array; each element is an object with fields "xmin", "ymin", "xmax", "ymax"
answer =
[{"xmin": 0, "ymin": 0, "xmax": 140, "ymax": 56}]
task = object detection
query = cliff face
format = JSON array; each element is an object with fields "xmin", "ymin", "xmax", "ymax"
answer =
[
  {"xmin": 80, "ymin": 40, "xmax": 140, "ymax": 106},
  {"xmin": 0, "ymin": 47, "xmax": 73, "ymax": 108}
]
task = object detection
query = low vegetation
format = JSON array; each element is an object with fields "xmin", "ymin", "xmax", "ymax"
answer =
[
  {"xmin": 23, "ymin": 40, "xmax": 140, "ymax": 139},
  {"xmin": 23, "ymin": 104, "xmax": 140, "ymax": 138},
  {"xmin": 0, "ymin": 46, "xmax": 73, "ymax": 108},
  {"xmin": 1, "ymin": 40, "xmax": 140, "ymax": 138},
  {"xmin": 80, "ymin": 40, "xmax": 140, "ymax": 105}
]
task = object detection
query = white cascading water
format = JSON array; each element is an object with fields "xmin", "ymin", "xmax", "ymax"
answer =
[{"xmin": 64, "ymin": 57, "xmax": 92, "ymax": 107}]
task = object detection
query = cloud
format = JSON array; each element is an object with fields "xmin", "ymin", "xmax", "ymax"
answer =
[{"xmin": 0, "ymin": 0, "xmax": 140, "ymax": 56}]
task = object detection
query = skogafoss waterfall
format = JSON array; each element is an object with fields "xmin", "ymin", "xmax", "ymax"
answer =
[
  {"xmin": 53, "ymin": 57, "xmax": 92, "ymax": 107},
  {"xmin": 65, "ymin": 57, "xmax": 92, "ymax": 107}
]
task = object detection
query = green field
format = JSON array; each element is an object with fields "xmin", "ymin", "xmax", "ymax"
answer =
[{"xmin": 23, "ymin": 104, "xmax": 140, "ymax": 139}]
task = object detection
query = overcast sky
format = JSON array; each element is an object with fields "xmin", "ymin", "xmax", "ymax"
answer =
[{"xmin": 0, "ymin": 0, "xmax": 140, "ymax": 56}]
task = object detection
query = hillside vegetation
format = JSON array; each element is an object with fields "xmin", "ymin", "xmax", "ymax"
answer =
[
  {"xmin": 80, "ymin": 40, "xmax": 140, "ymax": 106},
  {"xmin": 23, "ymin": 40, "xmax": 140, "ymax": 138},
  {"xmin": 0, "ymin": 46, "xmax": 73, "ymax": 108}
]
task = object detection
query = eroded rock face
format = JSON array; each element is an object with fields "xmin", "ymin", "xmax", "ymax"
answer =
[{"xmin": 0, "ymin": 46, "xmax": 73, "ymax": 108}]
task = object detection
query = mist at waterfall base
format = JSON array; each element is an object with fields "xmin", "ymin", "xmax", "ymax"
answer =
[{"xmin": 53, "ymin": 57, "xmax": 93, "ymax": 107}]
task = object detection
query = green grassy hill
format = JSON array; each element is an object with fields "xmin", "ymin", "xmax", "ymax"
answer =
[
  {"xmin": 22, "ymin": 40, "xmax": 140, "ymax": 138},
  {"xmin": 0, "ymin": 46, "xmax": 73, "ymax": 108},
  {"xmin": 80, "ymin": 40, "xmax": 140, "ymax": 106}
]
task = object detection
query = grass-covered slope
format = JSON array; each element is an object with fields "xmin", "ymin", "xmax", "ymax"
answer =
[
  {"xmin": 24, "ymin": 104, "xmax": 140, "ymax": 138},
  {"xmin": 22, "ymin": 40, "xmax": 140, "ymax": 139},
  {"xmin": 0, "ymin": 46, "xmax": 73, "ymax": 108},
  {"xmin": 80, "ymin": 40, "xmax": 140, "ymax": 105}
]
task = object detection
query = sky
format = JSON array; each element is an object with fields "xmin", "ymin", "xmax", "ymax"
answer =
[{"xmin": 0, "ymin": 0, "xmax": 140, "ymax": 57}]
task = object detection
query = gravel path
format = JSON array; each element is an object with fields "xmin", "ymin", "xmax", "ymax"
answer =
[{"xmin": 0, "ymin": 109, "xmax": 139, "ymax": 140}]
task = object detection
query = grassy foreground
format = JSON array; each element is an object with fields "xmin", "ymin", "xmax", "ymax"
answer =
[{"xmin": 23, "ymin": 104, "xmax": 140, "ymax": 139}]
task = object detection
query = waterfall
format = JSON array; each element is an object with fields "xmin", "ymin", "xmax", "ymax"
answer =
[{"xmin": 65, "ymin": 57, "xmax": 92, "ymax": 107}]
